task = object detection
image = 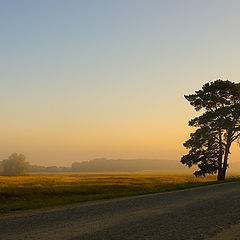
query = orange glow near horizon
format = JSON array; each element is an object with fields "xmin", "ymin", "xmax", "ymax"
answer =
[{"xmin": 1, "ymin": 1, "xmax": 240, "ymax": 166}]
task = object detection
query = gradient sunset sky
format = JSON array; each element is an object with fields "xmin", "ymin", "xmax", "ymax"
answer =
[{"xmin": 1, "ymin": 0, "xmax": 240, "ymax": 166}]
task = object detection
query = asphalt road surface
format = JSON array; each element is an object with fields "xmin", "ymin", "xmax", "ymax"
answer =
[{"xmin": 1, "ymin": 182, "xmax": 240, "ymax": 240}]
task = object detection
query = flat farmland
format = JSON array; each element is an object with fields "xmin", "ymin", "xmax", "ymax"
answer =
[{"xmin": 0, "ymin": 172, "xmax": 239, "ymax": 213}]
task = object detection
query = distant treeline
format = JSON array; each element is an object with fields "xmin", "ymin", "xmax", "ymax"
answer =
[
  {"xmin": 2, "ymin": 157, "xmax": 239, "ymax": 174},
  {"xmin": 71, "ymin": 158, "xmax": 189, "ymax": 172},
  {"xmin": 28, "ymin": 158, "xmax": 189, "ymax": 172},
  {"xmin": 28, "ymin": 165, "xmax": 72, "ymax": 172}
]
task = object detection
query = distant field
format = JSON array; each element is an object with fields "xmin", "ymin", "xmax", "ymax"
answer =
[{"xmin": 0, "ymin": 172, "xmax": 239, "ymax": 213}]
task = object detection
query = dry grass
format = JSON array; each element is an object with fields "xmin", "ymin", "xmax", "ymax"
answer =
[{"xmin": 0, "ymin": 172, "xmax": 239, "ymax": 213}]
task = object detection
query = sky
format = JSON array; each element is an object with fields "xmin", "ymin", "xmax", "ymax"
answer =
[{"xmin": 1, "ymin": 0, "xmax": 240, "ymax": 166}]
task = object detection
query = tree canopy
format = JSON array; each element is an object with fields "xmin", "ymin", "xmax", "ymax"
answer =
[
  {"xmin": 181, "ymin": 80, "xmax": 240, "ymax": 180},
  {"xmin": 1, "ymin": 153, "xmax": 29, "ymax": 176}
]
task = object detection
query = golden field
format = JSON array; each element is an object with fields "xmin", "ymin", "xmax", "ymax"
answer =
[{"xmin": 0, "ymin": 172, "xmax": 239, "ymax": 213}]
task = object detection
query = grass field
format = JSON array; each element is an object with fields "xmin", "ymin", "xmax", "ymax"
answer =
[{"xmin": 0, "ymin": 172, "xmax": 239, "ymax": 213}]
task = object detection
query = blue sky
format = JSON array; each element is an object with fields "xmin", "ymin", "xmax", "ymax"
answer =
[{"xmin": 1, "ymin": 0, "xmax": 240, "ymax": 165}]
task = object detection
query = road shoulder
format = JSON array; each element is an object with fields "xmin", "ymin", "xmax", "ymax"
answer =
[{"xmin": 206, "ymin": 222, "xmax": 240, "ymax": 240}]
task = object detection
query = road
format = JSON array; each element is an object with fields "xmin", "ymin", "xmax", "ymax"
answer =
[{"xmin": 1, "ymin": 182, "xmax": 240, "ymax": 240}]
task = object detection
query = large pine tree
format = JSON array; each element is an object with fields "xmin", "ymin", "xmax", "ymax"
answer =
[{"xmin": 181, "ymin": 80, "xmax": 240, "ymax": 180}]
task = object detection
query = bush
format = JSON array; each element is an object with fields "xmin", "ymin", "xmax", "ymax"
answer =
[{"xmin": 2, "ymin": 153, "xmax": 29, "ymax": 176}]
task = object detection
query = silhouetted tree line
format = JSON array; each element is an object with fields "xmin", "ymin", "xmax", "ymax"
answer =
[
  {"xmin": 71, "ymin": 158, "xmax": 188, "ymax": 172},
  {"xmin": 29, "ymin": 165, "xmax": 71, "ymax": 172},
  {"xmin": 0, "ymin": 157, "xmax": 189, "ymax": 175},
  {"xmin": 0, "ymin": 154, "xmax": 72, "ymax": 175}
]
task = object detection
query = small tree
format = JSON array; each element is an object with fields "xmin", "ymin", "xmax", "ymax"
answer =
[
  {"xmin": 181, "ymin": 80, "xmax": 240, "ymax": 180},
  {"xmin": 0, "ymin": 161, "xmax": 3, "ymax": 174},
  {"xmin": 2, "ymin": 153, "xmax": 29, "ymax": 176}
]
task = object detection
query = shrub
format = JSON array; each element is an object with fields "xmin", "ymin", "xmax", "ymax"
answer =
[{"xmin": 2, "ymin": 153, "xmax": 29, "ymax": 176}]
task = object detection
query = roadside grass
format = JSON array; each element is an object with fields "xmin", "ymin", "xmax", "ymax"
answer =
[{"xmin": 0, "ymin": 173, "xmax": 239, "ymax": 213}]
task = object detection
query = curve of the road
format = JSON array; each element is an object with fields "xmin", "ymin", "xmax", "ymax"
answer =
[{"xmin": 1, "ymin": 182, "xmax": 240, "ymax": 240}]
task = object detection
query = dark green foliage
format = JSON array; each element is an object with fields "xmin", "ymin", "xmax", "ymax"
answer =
[
  {"xmin": 181, "ymin": 80, "xmax": 240, "ymax": 180},
  {"xmin": 1, "ymin": 153, "xmax": 29, "ymax": 176}
]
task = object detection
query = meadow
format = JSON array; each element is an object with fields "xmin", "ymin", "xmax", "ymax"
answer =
[{"xmin": 0, "ymin": 172, "xmax": 239, "ymax": 213}]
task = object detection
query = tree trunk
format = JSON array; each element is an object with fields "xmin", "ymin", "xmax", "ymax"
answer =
[
  {"xmin": 217, "ymin": 168, "xmax": 226, "ymax": 181},
  {"xmin": 219, "ymin": 134, "xmax": 232, "ymax": 181},
  {"xmin": 217, "ymin": 125, "xmax": 224, "ymax": 180},
  {"xmin": 217, "ymin": 148, "xmax": 230, "ymax": 181},
  {"xmin": 218, "ymin": 126, "xmax": 223, "ymax": 168}
]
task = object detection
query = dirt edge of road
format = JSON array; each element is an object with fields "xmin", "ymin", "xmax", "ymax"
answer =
[{"xmin": 205, "ymin": 222, "xmax": 240, "ymax": 240}]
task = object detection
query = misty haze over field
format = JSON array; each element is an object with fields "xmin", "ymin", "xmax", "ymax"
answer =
[
  {"xmin": 72, "ymin": 159, "xmax": 190, "ymax": 172},
  {"xmin": 28, "ymin": 158, "xmax": 240, "ymax": 174}
]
